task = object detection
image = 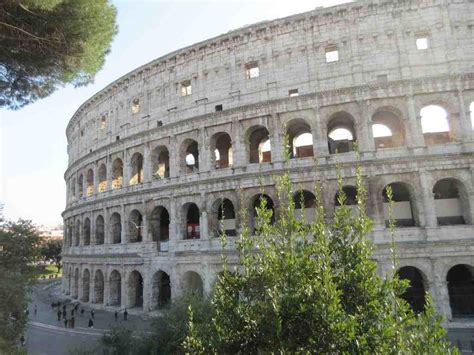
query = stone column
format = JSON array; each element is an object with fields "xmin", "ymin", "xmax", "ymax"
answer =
[
  {"xmin": 143, "ymin": 143, "xmax": 152, "ymax": 182},
  {"xmin": 121, "ymin": 205, "xmax": 127, "ymax": 244},
  {"xmin": 90, "ymin": 214, "xmax": 96, "ymax": 246},
  {"xmin": 89, "ymin": 267, "xmax": 94, "ymax": 303},
  {"xmin": 169, "ymin": 197, "xmax": 180, "ymax": 242},
  {"xmin": 104, "ymin": 208, "xmax": 109, "ymax": 244},
  {"xmin": 357, "ymin": 100, "xmax": 376, "ymax": 154},
  {"xmin": 406, "ymin": 95, "xmax": 425, "ymax": 149},
  {"xmin": 142, "ymin": 269, "xmax": 151, "ymax": 313},
  {"xmin": 121, "ymin": 269, "xmax": 128, "ymax": 309},
  {"xmin": 78, "ymin": 266, "xmax": 83, "ymax": 300},
  {"xmin": 199, "ymin": 128, "xmax": 211, "ymax": 172},
  {"xmin": 232, "ymin": 127, "xmax": 247, "ymax": 168},
  {"xmin": 313, "ymin": 108, "xmax": 329, "ymax": 157},
  {"xmin": 169, "ymin": 136, "xmax": 179, "ymax": 178},
  {"xmin": 104, "ymin": 272, "xmax": 110, "ymax": 306},
  {"xmin": 123, "ymin": 150, "xmax": 130, "ymax": 187},
  {"xmin": 457, "ymin": 90, "xmax": 473, "ymax": 143},
  {"xmin": 142, "ymin": 202, "xmax": 150, "ymax": 242},
  {"xmin": 271, "ymin": 116, "xmax": 284, "ymax": 163},
  {"xmin": 200, "ymin": 211, "xmax": 209, "ymax": 240},
  {"xmin": 106, "ymin": 155, "xmax": 113, "ymax": 191},
  {"xmin": 419, "ymin": 171, "xmax": 437, "ymax": 228},
  {"xmin": 368, "ymin": 178, "xmax": 384, "ymax": 230}
]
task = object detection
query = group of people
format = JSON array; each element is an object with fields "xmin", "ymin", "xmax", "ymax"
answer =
[{"xmin": 52, "ymin": 302, "xmax": 95, "ymax": 329}]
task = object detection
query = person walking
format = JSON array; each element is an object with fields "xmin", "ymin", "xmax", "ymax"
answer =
[
  {"xmin": 25, "ymin": 309, "xmax": 29, "ymax": 318},
  {"xmin": 57, "ymin": 309, "xmax": 61, "ymax": 321},
  {"xmin": 62, "ymin": 309, "xmax": 67, "ymax": 320},
  {"xmin": 80, "ymin": 308, "xmax": 84, "ymax": 317},
  {"xmin": 88, "ymin": 318, "xmax": 94, "ymax": 328},
  {"xmin": 123, "ymin": 308, "xmax": 128, "ymax": 321},
  {"xmin": 90, "ymin": 309, "xmax": 95, "ymax": 319},
  {"xmin": 64, "ymin": 318, "xmax": 68, "ymax": 328},
  {"xmin": 34, "ymin": 305, "xmax": 37, "ymax": 316},
  {"xmin": 70, "ymin": 316, "xmax": 75, "ymax": 329},
  {"xmin": 114, "ymin": 310, "xmax": 118, "ymax": 321}
]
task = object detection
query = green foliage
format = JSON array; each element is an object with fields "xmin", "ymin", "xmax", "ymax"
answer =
[
  {"xmin": 0, "ymin": 220, "xmax": 41, "ymax": 353},
  {"xmin": 0, "ymin": 0, "xmax": 117, "ymax": 109},
  {"xmin": 40, "ymin": 239, "xmax": 62, "ymax": 272},
  {"xmin": 183, "ymin": 164, "xmax": 457, "ymax": 353}
]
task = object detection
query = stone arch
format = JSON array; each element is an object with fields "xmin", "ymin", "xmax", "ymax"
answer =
[
  {"xmin": 447, "ymin": 264, "xmax": 474, "ymax": 318},
  {"xmin": 151, "ymin": 146, "xmax": 170, "ymax": 179},
  {"xmin": 294, "ymin": 190, "xmax": 316, "ymax": 222},
  {"xmin": 67, "ymin": 222, "xmax": 73, "ymax": 247},
  {"xmin": 150, "ymin": 206, "xmax": 170, "ymax": 242},
  {"xmin": 128, "ymin": 209, "xmax": 143, "ymax": 243},
  {"xmin": 110, "ymin": 212, "xmax": 121, "ymax": 244},
  {"xmin": 335, "ymin": 185, "xmax": 358, "ymax": 206},
  {"xmin": 327, "ymin": 111, "xmax": 357, "ymax": 154},
  {"xmin": 74, "ymin": 220, "xmax": 80, "ymax": 246},
  {"xmin": 211, "ymin": 198, "xmax": 237, "ymax": 237},
  {"xmin": 286, "ymin": 119, "xmax": 313, "ymax": 158},
  {"xmin": 181, "ymin": 139, "xmax": 199, "ymax": 174},
  {"xmin": 372, "ymin": 108, "xmax": 405, "ymax": 149},
  {"xmin": 247, "ymin": 125, "xmax": 271, "ymax": 163},
  {"xmin": 420, "ymin": 104, "xmax": 452, "ymax": 145},
  {"xmin": 183, "ymin": 203, "xmax": 200, "ymax": 239},
  {"xmin": 70, "ymin": 176, "xmax": 76, "ymax": 198},
  {"xmin": 211, "ymin": 132, "xmax": 233, "ymax": 169},
  {"xmin": 128, "ymin": 270, "xmax": 144, "ymax": 308},
  {"xmin": 396, "ymin": 266, "xmax": 427, "ymax": 313},
  {"xmin": 83, "ymin": 217, "xmax": 91, "ymax": 246},
  {"xmin": 98, "ymin": 164, "xmax": 107, "ymax": 192},
  {"xmin": 109, "ymin": 270, "xmax": 122, "ymax": 306},
  {"xmin": 152, "ymin": 271, "xmax": 171, "ymax": 309},
  {"xmin": 112, "ymin": 158, "xmax": 123, "ymax": 189},
  {"xmin": 382, "ymin": 182, "xmax": 418, "ymax": 227},
  {"xmin": 82, "ymin": 269, "xmax": 90, "ymax": 302},
  {"xmin": 251, "ymin": 193, "xmax": 275, "ymax": 233},
  {"xmin": 182, "ymin": 271, "xmax": 203, "ymax": 296},
  {"xmin": 95, "ymin": 215, "xmax": 105, "ymax": 245},
  {"xmin": 73, "ymin": 268, "xmax": 79, "ymax": 298},
  {"xmin": 130, "ymin": 152, "xmax": 144, "ymax": 185},
  {"xmin": 433, "ymin": 178, "xmax": 470, "ymax": 225},
  {"xmin": 86, "ymin": 169, "xmax": 94, "ymax": 196},
  {"xmin": 94, "ymin": 270, "xmax": 104, "ymax": 304},
  {"xmin": 78, "ymin": 173, "xmax": 84, "ymax": 197}
]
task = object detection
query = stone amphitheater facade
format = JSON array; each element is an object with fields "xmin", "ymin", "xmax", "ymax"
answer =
[{"xmin": 62, "ymin": 0, "xmax": 474, "ymax": 326}]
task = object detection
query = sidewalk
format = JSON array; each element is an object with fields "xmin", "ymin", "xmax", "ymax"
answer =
[{"xmin": 27, "ymin": 280, "xmax": 154, "ymax": 333}]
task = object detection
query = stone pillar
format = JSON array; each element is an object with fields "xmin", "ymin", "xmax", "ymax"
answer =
[
  {"xmin": 357, "ymin": 100, "xmax": 376, "ymax": 154},
  {"xmin": 142, "ymin": 269, "xmax": 151, "ymax": 313},
  {"xmin": 232, "ymin": 128, "xmax": 247, "ymax": 168},
  {"xmin": 169, "ymin": 197, "xmax": 179, "ymax": 242},
  {"xmin": 90, "ymin": 215, "xmax": 96, "ymax": 246},
  {"xmin": 143, "ymin": 143, "xmax": 152, "ymax": 182},
  {"xmin": 121, "ymin": 269, "xmax": 128, "ymax": 309},
  {"xmin": 121, "ymin": 205, "xmax": 127, "ymax": 244},
  {"xmin": 457, "ymin": 90, "xmax": 473, "ymax": 143},
  {"xmin": 169, "ymin": 137, "xmax": 179, "ymax": 178},
  {"xmin": 123, "ymin": 150, "xmax": 130, "ymax": 187},
  {"xmin": 89, "ymin": 267, "xmax": 94, "ymax": 303},
  {"xmin": 104, "ymin": 208, "xmax": 109, "ymax": 244},
  {"xmin": 106, "ymin": 155, "xmax": 113, "ymax": 191},
  {"xmin": 406, "ymin": 95, "xmax": 425, "ymax": 149},
  {"xmin": 368, "ymin": 178, "xmax": 384, "ymax": 230},
  {"xmin": 271, "ymin": 116, "xmax": 284, "ymax": 163},
  {"xmin": 313, "ymin": 108, "xmax": 329, "ymax": 157},
  {"xmin": 419, "ymin": 171, "xmax": 437, "ymax": 228},
  {"xmin": 142, "ymin": 204, "xmax": 150, "ymax": 242},
  {"xmin": 200, "ymin": 211, "xmax": 209, "ymax": 240},
  {"xmin": 104, "ymin": 272, "xmax": 110, "ymax": 306},
  {"xmin": 199, "ymin": 128, "xmax": 211, "ymax": 172},
  {"xmin": 78, "ymin": 266, "xmax": 83, "ymax": 301}
]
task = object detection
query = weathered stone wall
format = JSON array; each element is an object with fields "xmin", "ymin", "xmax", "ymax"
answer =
[{"xmin": 62, "ymin": 0, "xmax": 474, "ymax": 322}]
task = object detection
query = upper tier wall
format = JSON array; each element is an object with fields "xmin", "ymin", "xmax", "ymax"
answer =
[{"xmin": 66, "ymin": 0, "xmax": 474, "ymax": 165}]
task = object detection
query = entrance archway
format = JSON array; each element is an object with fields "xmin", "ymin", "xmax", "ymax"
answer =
[
  {"xmin": 152, "ymin": 271, "xmax": 171, "ymax": 309},
  {"xmin": 397, "ymin": 266, "xmax": 426, "ymax": 313},
  {"xmin": 109, "ymin": 270, "xmax": 121, "ymax": 306},
  {"xmin": 447, "ymin": 264, "xmax": 474, "ymax": 318},
  {"xmin": 128, "ymin": 270, "xmax": 144, "ymax": 308}
]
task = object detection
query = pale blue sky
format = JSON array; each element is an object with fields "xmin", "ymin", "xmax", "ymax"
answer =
[{"xmin": 1, "ymin": 0, "xmax": 349, "ymax": 226}]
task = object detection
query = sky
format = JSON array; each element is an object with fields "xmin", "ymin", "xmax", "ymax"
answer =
[{"xmin": 0, "ymin": 0, "xmax": 352, "ymax": 226}]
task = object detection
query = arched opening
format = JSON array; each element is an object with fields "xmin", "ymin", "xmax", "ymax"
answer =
[
  {"xmin": 184, "ymin": 203, "xmax": 200, "ymax": 239},
  {"xmin": 294, "ymin": 190, "xmax": 316, "ymax": 221},
  {"xmin": 112, "ymin": 158, "xmax": 123, "ymax": 189},
  {"xmin": 212, "ymin": 132, "xmax": 233, "ymax": 169},
  {"xmin": 372, "ymin": 110, "xmax": 405, "ymax": 149},
  {"xmin": 74, "ymin": 220, "xmax": 80, "ymax": 246},
  {"xmin": 287, "ymin": 119, "xmax": 313, "ymax": 158},
  {"xmin": 68, "ymin": 223, "xmax": 73, "ymax": 247},
  {"xmin": 447, "ymin": 264, "xmax": 474, "ymax": 318},
  {"xmin": 420, "ymin": 105, "xmax": 451, "ymax": 145},
  {"xmin": 110, "ymin": 212, "xmax": 121, "ymax": 244},
  {"xmin": 150, "ymin": 206, "xmax": 170, "ymax": 242},
  {"xmin": 151, "ymin": 146, "xmax": 170, "ymax": 179},
  {"xmin": 152, "ymin": 271, "xmax": 171, "ymax": 309},
  {"xmin": 327, "ymin": 112, "xmax": 356, "ymax": 154},
  {"xmin": 433, "ymin": 178, "xmax": 469, "ymax": 225},
  {"xmin": 94, "ymin": 270, "xmax": 104, "ymax": 304},
  {"xmin": 128, "ymin": 270, "xmax": 143, "ymax": 308},
  {"xmin": 109, "ymin": 270, "xmax": 121, "ymax": 306},
  {"xmin": 71, "ymin": 177, "xmax": 76, "ymax": 198},
  {"xmin": 83, "ymin": 218, "xmax": 91, "ymax": 246},
  {"xmin": 95, "ymin": 215, "xmax": 104, "ymax": 245},
  {"xmin": 247, "ymin": 126, "xmax": 271, "ymax": 163},
  {"xmin": 86, "ymin": 169, "xmax": 94, "ymax": 196},
  {"xmin": 397, "ymin": 266, "xmax": 426, "ymax": 313},
  {"xmin": 130, "ymin": 153, "xmax": 144, "ymax": 185},
  {"xmin": 73, "ymin": 269, "xmax": 79, "ymax": 299},
  {"xmin": 183, "ymin": 140, "xmax": 199, "ymax": 174},
  {"xmin": 128, "ymin": 210, "xmax": 143, "ymax": 243},
  {"xmin": 98, "ymin": 164, "xmax": 107, "ymax": 192},
  {"xmin": 252, "ymin": 194, "xmax": 275, "ymax": 233},
  {"xmin": 335, "ymin": 186, "xmax": 358, "ymax": 215},
  {"xmin": 82, "ymin": 269, "xmax": 90, "ymax": 302},
  {"xmin": 78, "ymin": 174, "xmax": 84, "ymax": 197},
  {"xmin": 382, "ymin": 183, "xmax": 416, "ymax": 227},
  {"xmin": 216, "ymin": 198, "xmax": 236, "ymax": 236},
  {"xmin": 182, "ymin": 271, "xmax": 203, "ymax": 296}
]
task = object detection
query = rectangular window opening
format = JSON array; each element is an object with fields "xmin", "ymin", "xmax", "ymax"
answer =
[
  {"xmin": 131, "ymin": 98, "xmax": 140, "ymax": 114},
  {"xmin": 245, "ymin": 62, "xmax": 260, "ymax": 79},
  {"xmin": 416, "ymin": 37, "xmax": 429, "ymax": 50},
  {"xmin": 116, "ymin": 136, "xmax": 120, "ymax": 141},
  {"xmin": 215, "ymin": 104, "xmax": 223, "ymax": 112},
  {"xmin": 325, "ymin": 48, "xmax": 339, "ymax": 63},
  {"xmin": 289, "ymin": 89, "xmax": 299, "ymax": 97},
  {"xmin": 181, "ymin": 80, "xmax": 192, "ymax": 96},
  {"xmin": 100, "ymin": 116, "xmax": 107, "ymax": 130}
]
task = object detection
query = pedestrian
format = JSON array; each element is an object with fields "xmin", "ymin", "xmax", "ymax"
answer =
[
  {"xmin": 123, "ymin": 308, "xmax": 128, "ymax": 321},
  {"xmin": 74, "ymin": 304, "xmax": 79, "ymax": 312},
  {"xmin": 88, "ymin": 318, "xmax": 94, "ymax": 328},
  {"xmin": 25, "ymin": 309, "xmax": 29, "ymax": 317},
  {"xmin": 62, "ymin": 304, "xmax": 66, "ymax": 312},
  {"xmin": 70, "ymin": 316, "xmax": 75, "ymax": 329},
  {"xmin": 34, "ymin": 305, "xmax": 37, "ymax": 316},
  {"xmin": 20, "ymin": 335, "xmax": 25, "ymax": 346},
  {"xmin": 62, "ymin": 309, "xmax": 66, "ymax": 319},
  {"xmin": 114, "ymin": 310, "xmax": 118, "ymax": 321},
  {"xmin": 90, "ymin": 309, "xmax": 95, "ymax": 319},
  {"xmin": 57, "ymin": 310, "xmax": 61, "ymax": 321},
  {"xmin": 80, "ymin": 308, "xmax": 84, "ymax": 316},
  {"xmin": 64, "ymin": 318, "xmax": 68, "ymax": 328}
]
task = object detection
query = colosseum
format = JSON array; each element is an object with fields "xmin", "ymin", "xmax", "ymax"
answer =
[{"xmin": 62, "ymin": 0, "xmax": 474, "ymax": 331}]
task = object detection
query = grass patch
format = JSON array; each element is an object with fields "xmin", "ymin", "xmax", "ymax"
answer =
[{"xmin": 34, "ymin": 264, "xmax": 62, "ymax": 280}]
